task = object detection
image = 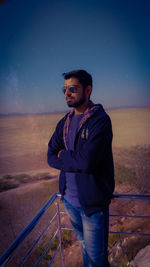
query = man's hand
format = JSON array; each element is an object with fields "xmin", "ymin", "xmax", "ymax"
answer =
[{"xmin": 57, "ymin": 149, "xmax": 64, "ymax": 158}]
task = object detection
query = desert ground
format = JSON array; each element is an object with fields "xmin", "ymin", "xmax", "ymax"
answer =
[
  {"xmin": 0, "ymin": 108, "xmax": 149, "ymax": 177},
  {"xmin": 0, "ymin": 107, "xmax": 150, "ymax": 266}
]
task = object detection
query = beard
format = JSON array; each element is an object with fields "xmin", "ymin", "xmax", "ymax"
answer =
[{"xmin": 66, "ymin": 91, "xmax": 86, "ymax": 108}]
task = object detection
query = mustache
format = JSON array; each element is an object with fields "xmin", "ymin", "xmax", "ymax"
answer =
[{"xmin": 66, "ymin": 97, "xmax": 74, "ymax": 101}]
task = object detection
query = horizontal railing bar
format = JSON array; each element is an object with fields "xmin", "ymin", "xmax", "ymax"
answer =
[
  {"xmin": 18, "ymin": 212, "xmax": 58, "ymax": 266},
  {"xmin": 110, "ymin": 231, "xmax": 150, "ymax": 237},
  {"xmin": 110, "ymin": 214, "xmax": 150, "ymax": 219},
  {"xmin": 63, "ymin": 227, "xmax": 150, "ymax": 237},
  {"xmin": 61, "ymin": 211, "xmax": 150, "ymax": 220},
  {"xmin": 0, "ymin": 193, "xmax": 59, "ymax": 266},
  {"xmin": 35, "ymin": 228, "xmax": 59, "ymax": 267},
  {"xmin": 113, "ymin": 194, "xmax": 150, "ymax": 199},
  {"xmin": 60, "ymin": 194, "xmax": 150, "ymax": 201}
]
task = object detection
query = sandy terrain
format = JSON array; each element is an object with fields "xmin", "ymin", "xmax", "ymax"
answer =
[
  {"xmin": 108, "ymin": 107, "xmax": 150, "ymax": 148},
  {"xmin": 0, "ymin": 113, "xmax": 65, "ymax": 177},
  {"xmin": 0, "ymin": 108, "xmax": 149, "ymax": 177},
  {"xmin": 0, "ymin": 108, "xmax": 150, "ymax": 265}
]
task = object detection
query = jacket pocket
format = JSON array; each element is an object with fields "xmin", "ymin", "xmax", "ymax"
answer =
[{"xmin": 76, "ymin": 173, "xmax": 105, "ymax": 207}]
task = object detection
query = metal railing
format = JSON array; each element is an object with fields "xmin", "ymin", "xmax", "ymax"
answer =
[
  {"xmin": 0, "ymin": 193, "xmax": 150, "ymax": 266},
  {"xmin": 110, "ymin": 194, "xmax": 150, "ymax": 236}
]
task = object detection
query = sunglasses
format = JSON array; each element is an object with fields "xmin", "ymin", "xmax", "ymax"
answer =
[{"xmin": 62, "ymin": 85, "xmax": 78, "ymax": 94}]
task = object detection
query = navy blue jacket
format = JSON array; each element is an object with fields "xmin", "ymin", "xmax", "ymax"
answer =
[{"xmin": 47, "ymin": 103, "xmax": 114, "ymax": 215}]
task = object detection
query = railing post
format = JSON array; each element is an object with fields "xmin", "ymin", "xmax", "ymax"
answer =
[{"xmin": 56, "ymin": 200, "xmax": 65, "ymax": 267}]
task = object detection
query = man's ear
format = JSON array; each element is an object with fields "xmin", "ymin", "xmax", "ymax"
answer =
[{"xmin": 86, "ymin": 85, "xmax": 92, "ymax": 99}]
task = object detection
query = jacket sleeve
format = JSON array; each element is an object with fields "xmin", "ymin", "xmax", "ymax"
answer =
[
  {"xmin": 47, "ymin": 119, "xmax": 65, "ymax": 171},
  {"xmin": 59, "ymin": 115, "xmax": 113, "ymax": 173}
]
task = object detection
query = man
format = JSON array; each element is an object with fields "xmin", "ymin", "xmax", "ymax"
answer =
[{"xmin": 47, "ymin": 70, "xmax": 114, "ymax": 267}]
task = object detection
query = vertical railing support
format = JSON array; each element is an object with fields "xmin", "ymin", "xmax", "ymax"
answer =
[{"xmin": 56, "ymin": 201, "xmax": 65, "ymax": 267}]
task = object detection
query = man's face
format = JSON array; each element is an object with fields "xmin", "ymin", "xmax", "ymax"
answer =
[{"xmin": 63, "ymin": 77, "xmax": 86, "ymax": 108}]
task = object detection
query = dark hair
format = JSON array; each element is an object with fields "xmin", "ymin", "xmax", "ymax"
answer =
[{"xmin": 62, "ymin": 69, "xmax": 92, "ymax": 88}]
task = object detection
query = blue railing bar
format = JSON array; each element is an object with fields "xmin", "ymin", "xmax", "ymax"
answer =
[
  {"xmin": 61, "ymin": 211, "xmax": 150, "ymax": 220},
  {"xmin": 113, "ymin": 194, "xmax": 150, "ymax": 199},
  {"xmin": 35, "ymin": 228, "xmax": 59, "ymax": 267},
  {"xmin": 110, "ymin": 214, "xmax": 150, "ymax": 219},
  {"xmin": 48, "ymin": 244, "xmax": 60, "ymax": 267},
  {"xmin": 110, "ymin": 231, "xmax": 150, "ymax": 237},
  {"xmin": 18, "ymin": 212, "xmax": 58, "ymax": 266},
  {"xmin": 0, "ymin": 193, "xmax": 59, "ymax": 266}
]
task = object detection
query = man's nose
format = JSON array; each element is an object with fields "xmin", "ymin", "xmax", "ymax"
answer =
[{"xmin": 65, "ymin": 88, "xmax": 71, "ymax": 96}]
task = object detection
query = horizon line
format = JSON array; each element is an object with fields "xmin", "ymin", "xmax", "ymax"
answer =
[{"xmin": 0, "ymin": 105, "xmax": 150, "ymax": 117}]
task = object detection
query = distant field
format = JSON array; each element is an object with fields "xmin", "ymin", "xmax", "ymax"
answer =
[
  {"xmin": 0, "ymin": 113, "xmax": 65, "ymax": 157},
  {"xmin": 0, "ymin": 113, "xmax": 65, "ymax": 177},
  {"xmin": 0, "ymin": 108, "xmax": 149, "ymax": 177},
  {"xmin": 108, "ymin": 107, "xmax": 150, "ymax": 148}
]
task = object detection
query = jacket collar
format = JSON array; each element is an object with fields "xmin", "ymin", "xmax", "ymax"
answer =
[{"xmin": 63, "ymin": 101, "xmax": 99, "ymax": 149}]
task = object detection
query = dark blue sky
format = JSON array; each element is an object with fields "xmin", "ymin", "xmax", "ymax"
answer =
[{"xmin": 0, "ymin": 0, "xmax": 150, "ymax": 114}]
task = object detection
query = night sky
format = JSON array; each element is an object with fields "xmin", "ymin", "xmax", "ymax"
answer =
[{"xmin": 0, "ymin": 0, "xmax": 150, "ymax": 114}]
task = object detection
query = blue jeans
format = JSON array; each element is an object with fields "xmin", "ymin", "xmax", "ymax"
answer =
[{"xmin": 63, "ymin": 198, "xmax": 110, "ymax": 267}]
